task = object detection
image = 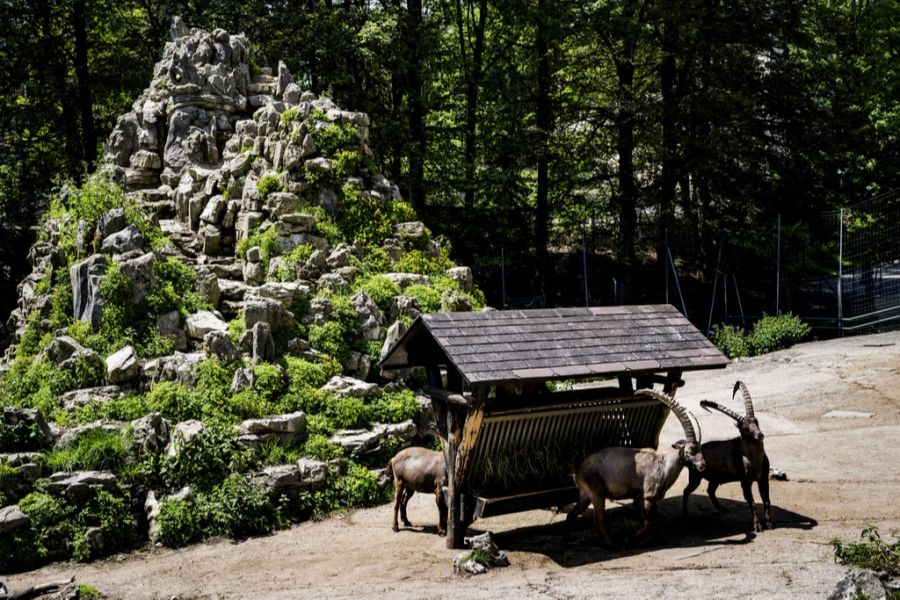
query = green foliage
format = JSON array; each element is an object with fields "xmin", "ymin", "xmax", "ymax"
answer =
[
  {"xmin": 273, "ymin": 244, "xmax": 313, "ymax": 282},
  {"xmin": 711, "ymin": 324, "xmax": 752, "ymax": 359},
  {"xmin": 0, "ymin": 355, "xmax": 100, "ymax": 422},
  {"xmin": 354, "ymin": 275, "xmax": 400, "ymax": 313},
  {"xmin": 403, "ymin": 284, "xmax": 442, "ymax": 313},
  {"xmin": 300, "ymin": 434, "xmax": 343, "ymax": 462},
  {"xmin": 280, "ymin": 107, "xmax": 301, "ymax": 131},
  {"xmin": 325, "ymin": 395, "xmax": 369, "ymax": 429},
  {"xmin": 284, "ymin": 356, "xmax": 339, "ymax": 392},
  {"xmin": 0, "ymin": 462, "xmax": 18, "ymax": 506},
  {"xmin": 78, "ymin": 585, "xmax": 101, "ymax": 599},
  {"xmin": 236, "ymin": 226, "xmax": 281, "ymax": 273},
  {"xmin": 257, "ymin": 173, "xmax": 282, "ymax": 200},
  {"xmin": 45, "ymin": 428, "xmax": 132, "ymax": 473},
  {"xmin": 368, "ymin": 389, "xmax": 418, "ymax": 424},
  {"xmin": 145, "ymin": 382, "xmax": 203, "ymax": 422},
  {"xmin": 748, "ymin": 313, "xmax": 811, "ymax": 355},
  {"xmin": 308, "ymin": 321, "xmax": 350, "ymax": 365},
  {"xmin": 156, "ymin": 498, "xmax": 204, "ymax": 548},
  {"xmin": 310, "ymin": 120, "xmax": 358, "ymax": 156},
  {"xmin": 711, "ymin": 314, "xmax": 810, "ymax": 358},
  {"xmin": 160, "ymin": 422, "xmax": 245, "ymax": 492},
  {"xmin": 335, "ymin": 463, "xmax": 389, "ymax": 508},
  {"xmin": 832, "ymin": 526, "xmax": 900, "ymax": 576},
  {"xmin": 393, "ymin": 248, "xmax": 454, "ymax": 277},
  {"xmin": 336, "ymin": 184, "xmax": 418, "ymax": 246}
]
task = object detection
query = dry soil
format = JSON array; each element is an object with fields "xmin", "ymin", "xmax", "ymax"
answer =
[{"xmin": 6, "ymin": 330, "xmax": 900, "ymax": 599}]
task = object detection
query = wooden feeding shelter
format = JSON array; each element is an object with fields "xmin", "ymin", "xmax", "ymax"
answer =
[{"xmin": 380, "ymin": 304, "xmax": 729, "ymax": 548}]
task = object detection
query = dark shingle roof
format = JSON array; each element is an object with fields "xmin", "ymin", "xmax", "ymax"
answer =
[{"xmin": 380, "ymin": 304, "xmax": 729, "ymax": 386}]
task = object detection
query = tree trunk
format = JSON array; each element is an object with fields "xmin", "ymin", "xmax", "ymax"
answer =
[
  {"xmin": 658, "ymin": 7, "xmax": 679, "ymax": 289},
  {"xmin": 407, "ymin": 0, "xmax": 426, "ymax": 210},
  {"xmin": 456, "ymin": 0, "xmax": 487, "ymax": 210},
  {"xmin": 616, "ymin": 40, "xmax": 638, "ymax": 304},
  {"xmin": 535, "ymin": 0, "xmax": 552, "ymax": 296},
  {"xmin": 73, "ymin": 0, "xmax": 96, "ymax": 169}
]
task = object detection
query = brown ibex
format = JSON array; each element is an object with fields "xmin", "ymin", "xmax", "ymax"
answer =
[
  {"xmin": 388, "ymin": 446, "xmax": 447, "ymax": 535},
  {"xmin": 566, "ymin": 389, "xmax": 706, "ymax": 547},
  {"xmin": 682, "ymin": 380, "xmax": 772, "ymax": 532}
]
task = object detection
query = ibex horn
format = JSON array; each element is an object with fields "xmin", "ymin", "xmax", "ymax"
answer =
[
  {"xmin": 732, "ymin": 380, "xmax": 755, "ymax": 417},
  {"xmin": 700, "ymin": 399, "xmax": 744, "ymax": 422},
  {"xmin": 635, "ymin": 389, "xmax": 699, "ymax": 444}
]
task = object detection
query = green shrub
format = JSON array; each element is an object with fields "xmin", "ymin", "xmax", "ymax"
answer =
[
  {"xmin": 326, "ymin": 395, "xmax": 369, "ymax": 429},
  {"xmin": 284, "ymin": 356, "xmax": 335, "ymax": 392},
  {"xmin": 236, "ymin": 226, "xmax": 281, "ymax": 273},
  {"xmin": 393, "ymin": 248, "xmax": 454, "ymax": 277},
  {"xmin": 311, "ymin": 121, "xmax": 358, "ymax": 156},
  {"xmin": 78, "ymin": 585, "xmax": 101, "ymax": 599},
  {"xmin": 252, "ymin": 363, "xmax": 286, "ymax": 401},
  {"xmin": 45, "ymin": 428, "xmax": 133, "ymax": 473},
  {"xmin": 404, "ymin": 284, "xmax": 442, "ymax": 313},
  {"xmin": 257, "ymin": 173, "xmax": 282, "ymax": 200},
  {"xmin": 832, "ymin": 526, "xmax": 900, "ymax": 576},
  {"xmin": 0, "ymin": 462, "xmax": 19, "ymax": 506},
  {"xmin": 145, "ymin": 382, "xmax": 202, "ymax": 422},
  {"xmin": 308, "ymin": 321, "xmax": 350, "ymax": 364},
  {"xmin": 335, "ymin": 463, "xmax": 388, "ymax": 508},
  {"xmin": 156, "ymin": 498, "xmax": 204, "ymax": 548},
  {"xmin": 273, "ymin": 244, "xmax": 313, "ymax": 282},
  {"xmin": 280, "ymin": 107, "xmax": 300, "ymax": 131},
  {"xmin": 368, "ymin": 390, "xmax": 418, "ymax": 424},
  {"xmin": 160, "ymin": 422, "xmax": 243, "ymax": 491},
  {"xmin": 354, "ymin": 275, "xmax": 400, "ymax": 313},
  {"xmin": 748, "ymin": 313, "xmax": 811, "ymax": 355},
  {"xmin": 301, "ymin": 434, "xmax": 343, "ymax": 461},
  {"xmin": 711, "ymin": 324, "xmax": 752, "ymax": 358}
]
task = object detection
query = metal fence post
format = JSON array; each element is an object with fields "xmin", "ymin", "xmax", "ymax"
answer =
[{"xmin": 837, "ymin": 209, "xmax": 844, "ymax": 333}]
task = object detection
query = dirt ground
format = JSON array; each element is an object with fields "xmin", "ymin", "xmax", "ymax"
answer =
[{"xmin": 6, "ymin": 330, "xmax": 900, "ymax": 599}]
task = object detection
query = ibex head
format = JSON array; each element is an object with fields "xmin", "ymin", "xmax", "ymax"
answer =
[
  {"xmin": 700, "ymin": 380, "xmax": 765, "ymax": 441},
  {"xmin": 636, "ymin": 389, "xmax": 706, "ymax": 472}
]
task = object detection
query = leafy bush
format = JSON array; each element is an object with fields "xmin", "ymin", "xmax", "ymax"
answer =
[
  {"xmin": 257, "ymin": 173, "xmax": 282, "ymax": 200},
  {"xmin": 308, "ymin": 321, "xmax": 350, "ymax": 364},
  {"xmin": 311, "ymin": 121, "xmax": 358, "ymax": 156},
  {"xmin": 832, "ymin": 526, "xmax": 900, "ymax": 576},
  {"xmin": 46, "ymin": 428, "xmax": 133, "ymax": 472},
  {"xmin": 145, "ymin": 382, "xmax": 203, "ymax": 422},
  {"xmin": 336, "ymin": 184, "xmax": 417, "ymax": 246},
  {"xmin": 749, "ymin": 313, "xmax": 811, "ymax": 355},
  {"xmin": 335, "ymin": 463, "xmax": 389, "ymax": 507},
  {"xmin": 711, "ymin": 324, "xmax": 752, "ymax": 359},
  {"xmin": 0, "ymin": 462, "xmax": 19, "ymax": 506},
  {"xmin": 404, "ymin": 284, "xmax": 442, "ymax": 313},
  {"xmin": 280, "ymin": 107, "xmax": 300, "ymax": 131},
  {"xmin": 156, "ymin": 498, "xmax": 204, "ymax": 548},
  {"xmin": 236, "ymin": 226, "xmax": 281, "ymax": 273},
  {"xmin": 300, "ymin": 434, "xmax": 343, "ymax": 461},
  {"xmin": 326, "ymin": 395, "xmax": 369, "ymax": 429},
  {"xmin": 160, "ymin": 422, "xmax": 244, "ymax": 491},
  {"xmin": 711, "ymin": 313, "xmax": 810, "ymax": 358},
  {"xmin": 368, "ymin": 390, "xmax": 418, "ymax": 424},
  {"xmin": 354, "ymin": 275, "xmax": 400, "ymax": 313}
]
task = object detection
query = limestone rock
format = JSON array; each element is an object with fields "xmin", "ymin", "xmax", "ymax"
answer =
[
  {"xmin": 394, "ymin": 221, "xmax": 426, "ymax": 240},
  {"xmin": 106, "ymin": 345, "xmax": 140, "ymax": 384},
  {"xmin": 347, "ymin": 350, "xmax": 371, "ymax": 380},
  {"xmin": 118, "ymin": 252, "xmax": 156, "ymax": 304},
  {"xmin": 131, "ymin": 412, "xmax": 170, "ymax": 455},
  {"xmin": 194, "ymin": 267, "xmax": 221, "ymax": 308},
  {"xmin": 96, "ymin": 208, "xmax": 127, "ymax": 240},
  {"xmin": 0, "ymin": 505, "xmax": 29, "ymax": 535},
  {"xmin": 70, "ymin": 254, "xmax": 107, "ymax": 329},
  {"xmin": 249, "ymin": 321, "xmax": 275, "ymax": 364},
  {"xmin": 446, "ymin": 266, "xmax": 474, "ymax": 293},
  {"xmin": 60, "ymin": 386, "xmax": 126, "ymax": 412},
  {"xmin": 329, "ymin": 421, "xmax": 417, "ymax": 455},
  {"xmin": 352, "ymin": 291, "xmax": 383, "ymax": 341},
  {"xmin": 100, "ymin": 224, "xmax": 145, "ymax": 255},
  {"xmin": 143, "ymin": 352, "xmax": 204, "ymax": 386},
  {"xmin": 243, "ymin": 297, "xmax": 295, "ymax": 331},
  {"xmin": 44, "ymin": 471, "xmax": 117, "ymax": 502},
  {"xmin": 237, "ymin": 411, "xmax": 306, "ymax": 450},
  {"xmin": 42, "ymin": 336, "xmax": 103, "ymax": 374},
  {"xmin": 296, "ymin": 458, "xmax": 328, "ymax": 490},
  {"xmin": 185, "ymin": 310, "xmax": 228, "ymax": 339},
  {"xmin": 380, "ymin": 320, "xmax": 408, "ymax": 363},
  {"xmin": 157, "ymin": 310, "xmax": 188, "ymax": 351},
  {"xmin": 827, "ymin": 569, "xmax": 899, "ymax": 600},
  {"xmin": 166, "ymin": 420, "xmax": 206, "ymax": 457},
  {"xmin": 385, "ymin": 272, "xmax": 431, "ymax": 289},
  {"xmin": 322, "ymin": 375, "xmax": 379, "ymax": 398},
  {"xmin": 1, "ymin": 408, "xmax": 55, "ymax": 451}
]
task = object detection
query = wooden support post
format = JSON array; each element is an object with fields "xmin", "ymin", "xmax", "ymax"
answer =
[
  {"xmin": 444, "ymin": 386, "xmax": 487, "ymax": 549},
  {"xmin": 663, "ymin": 370, "xmax": 683, "ymax": 396},
  {"xmin": 618, "ymin": 376, "xmax": 633, "ymax": 392}
]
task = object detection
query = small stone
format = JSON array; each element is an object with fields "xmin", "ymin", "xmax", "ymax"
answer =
[
  {"xmin": 204, "ymin": 330, "xmax": 239, "ymax": 362},
  {"xmin": 106, "ymin": 345, "xmax": 140, "ymax": 384},
  {"xmin": 185, "ymin": 310, "xmax": 228, "ymax": 339},
  {"xmin": 322, "ymin": 375, "xmax": 379, "ymax": 398},
  {"xmin": 0, "ymin": 505, "xmax": 29, "ymax": 534}
]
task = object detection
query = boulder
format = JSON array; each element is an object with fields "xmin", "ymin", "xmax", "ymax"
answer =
[
  {"xmin": 384, "ymin": 272, "xmax": 430, "ymax": 289},
  {"xmin": 380, "ymin": 320, "xmax": 408, "ymax": 363},
  {"xmin": 236, "ymin": 411, "xmax": 306, "ymax": 450},
  {"xmin": 142, "ymin": 352, "xmax": 204, "ymax": 386},
  {"xmin": 243, "ymin": 297, "xmax": 295, "ymax": 331},
  {"xmin": 0, "ymin": 408, "xmax": 55, "ymax": 451},
  {"xmin": 43, "ymin": 336, "xmax": 103, "ymax": 374},
  {"xmin": 118, "ymin": 252, "xmax": 156, "ymax": 304},
  {"xmin": 185, "ymin": 310, "xmax": 228, "ymax": 339},
  {"xmin": 394, "ymin": 221, "xmax": 426, "ymax": 241},
  {"xmin": 195, "ymin": 267, "xmax": 222, "ymax": 308},
  {"xmin": 100, "ymin": 224, "xmax": 145, "ymax": 255},
  {"xmin": 54, "ymin": 420, "xmax": 122, "ymax": 450},
  {"xmin": 250, "ymin": 321, "xmax": 275, "ymax": 364},
  {"xmin": 60, "ymin": 386, "xmax": 126, "ymax": 412},
  {"xmin": 827, "ymin": 569, "xmax": 899, "ymax": 600},
  {"xmin": 446, "ymin": 266, "xmax": 474, "ymax": 293},
  {"xmin": 44, "ymin": 470, "xmax": 118, "ymax": 502},
  {"xmin": 316, "ymin": 272, "xmax": 349, "ymax": 295},
  {"xmin": 453, "ymin": 532, "xmax": 509, "ymax": 575},
  {"xmin": 296, "ymin": 458, "xmax": 328, "ymax": 490},
  {"xmin": 157, "ymin": 310, "xmax": 188, "ymax": 351},
  {"xmin": 131, "ymin": 412, "xmax": 170, "ymax": 455},
  {"xmin": 326, "ymin": 244, "xmax": 353, "ymax": 269},
  {"xmin": 254, "ymin": 464, "xmax": 301, "ymax": 497},
  {"xmin": 166, "ymin": 420, "xmax": 206, "ymax": 457},
  {"xmin": 346, "ymin": 350, "xmax": 371, "ymax": 380},
  {"xmin": 200, "ymin": 195, "xmax": 227, "ymax": 224},
  {"xmin": 243, "ymin": 260, "xmax": 265, "ymax": 284},
  {"xmin": 329, "ymin": 421, "xmax": 417, "ymax": 455},
  {"xmin": 106, "ymin": 345, "xmax": 140, "ymax": 384},
  {"xmin": 352, "ymin": 291, "xmax": 383, "ymax": 341},
  {"xmin": 322, "ymin": 375, "xmax": 379, "ymax": 398},
  {"xmin": 204, "ymin": 330, "xmax": 239, "ymax": 362},
  {"xmin": 0, "ymin": 505, "xmax": 29, "ymax": 535},
  {"xmin": 95, "ymin": 208, "xmax": 127, "ymax": 240},
  {"xmin": 245, "ymin": 281, "xmax": 309, "ymax": 309},
  {"xmin": 70, "ymin": 254, "xmax": 108, "ymax": 329}
]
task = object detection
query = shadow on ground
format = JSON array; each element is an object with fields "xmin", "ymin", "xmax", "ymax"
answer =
[{"xmin": 476, "ymin": 497, "xmax": 817, "ymax": 568}]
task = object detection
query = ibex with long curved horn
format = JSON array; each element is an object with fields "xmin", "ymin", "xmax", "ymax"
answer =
[
  {"xmin": 682, "ymin": 380, "xmax": 772, "ymax": 531},
  {"xmin": 566, "ymin": 389, "xmax": 706, "ymax": 547}
]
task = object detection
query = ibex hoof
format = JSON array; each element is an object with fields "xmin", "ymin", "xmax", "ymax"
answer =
[
  {"xmin": 392, "ymin": 525, "xmax": 400, "ymax": 532},
  {"xmin": 437, "ymin": 530, "xmax": 446, "ymax": 537}
]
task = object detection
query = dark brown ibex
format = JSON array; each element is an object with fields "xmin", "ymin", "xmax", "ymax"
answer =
[
  {"xmin": 682, "ymin": 380, "xmax": 772, "ymax": 532},
  {"xmin": 566, "ymin": 389, "xmax": 706, "ymax": 547},
  {"xmin": 388, "ymin": 446, "xmax": 447, "ymax": 535}
]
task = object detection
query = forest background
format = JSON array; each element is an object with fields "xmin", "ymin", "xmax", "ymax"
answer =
[{"xmin": 1, "ymin": 0, "xmax": 897, "ymax": 333}]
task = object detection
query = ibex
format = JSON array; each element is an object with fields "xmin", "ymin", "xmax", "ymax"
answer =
[
  {"xmin": 388, "ymin": 446, "xmax": 447, "ymax": 535},
  {"xmin": 566, "ymin": 389, "xmax": 706, "ymax": 547},
  {"xmin": 682, "ymin": 380, "xmax": 772, "ymax": 532}
]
